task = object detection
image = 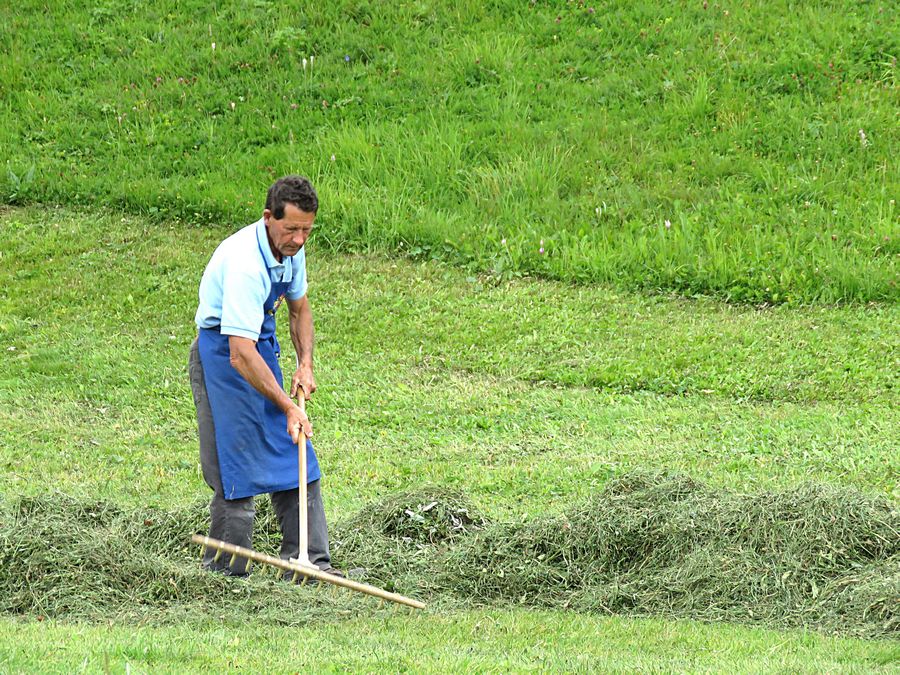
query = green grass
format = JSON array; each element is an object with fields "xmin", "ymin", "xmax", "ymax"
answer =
[
  {"xmin": 1, "ymin": 1, "xmax": 897, "ymax": 303},
  {"xmin": 0, "ymin": 208, "xmax": 897, "ymax": 668},
  {"xmin": 2, "ymin": 611, "xmax": 899, "ymax": 673},
  {"xmin": 1, "ymin": 0, "xmax": 897, "ymax": 666},
  {"xmin": 0, "ymin": 209, "xmax": 896, "ymax": 515}
]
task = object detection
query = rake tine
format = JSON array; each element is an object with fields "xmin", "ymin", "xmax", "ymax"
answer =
[
  {"xmin": 300, "ymin": 574, "xmax": 308, "ymax": 587},
  {"xmin": 199, "ymin": 544, "xmax": 207, "ymax": 561},
  {"xmin": 291, "ymin": 570, "xmax": 300, "ymax": 584},
  {"xmin": 229, "ymin": 553, "xmax": 238, "ymax": 568},
  {"xmin": 213, "ymin": 547, "xmax": 223, "ymax": 562}
]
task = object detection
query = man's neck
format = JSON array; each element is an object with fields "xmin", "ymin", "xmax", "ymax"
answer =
[{"xmin": 265, "ymin": 224, "xmax": 283, "ymax": 263}]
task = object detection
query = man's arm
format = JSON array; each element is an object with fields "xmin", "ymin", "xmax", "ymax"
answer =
[
  {"xmin": 228, "ymin": 335, "xmax": 312, "ymax": 440},
  {"xmin": 287, "ymin": 295, "xmax": 316, "ymax": 400}
]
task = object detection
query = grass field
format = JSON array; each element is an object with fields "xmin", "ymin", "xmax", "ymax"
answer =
[
  {"xmin": 0, "ymin": 208, "xmax": 897, "ymax": 671},
  {"xmin": 1, "ymin": 210, "xmax": 896, "ymax": 512},
  {"xmin": 1, "ymin": 1, "xmax": 897, "ymax": 303},
  {"xmin": 2, "ymin": 612, "xmax": 898, "ymax": 673},
  {"xmin": 1, "ymin": 0, "xmax": 898, "ymax": 670}
]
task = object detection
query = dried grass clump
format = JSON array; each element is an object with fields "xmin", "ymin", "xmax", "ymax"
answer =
[
  {"xmin": 340, "ymin": 487, "xmax": 486, "ymax": 545},
  {"xmin": 0, "ymin": 494, "xmax": 358, "ymax": 624},
  {"xmin": 330, "ymin": 487, "xmax": 487, "ymax": 593},
  {"xmin": 1, "ymin": 473, "xmax": 896, "ymax": 638},
  {"xmin": 433, "ymin": 472, "xmax": 899, "ymax": 638}
]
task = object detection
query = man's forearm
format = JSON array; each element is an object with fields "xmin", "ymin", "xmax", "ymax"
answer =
[
  {"xmin": 228, "ymin": 337, "xmax": 294, "ymax": 413},
  {"xmin": 291, "ymin": 299, "xmax": 315, "ymax": 368}
]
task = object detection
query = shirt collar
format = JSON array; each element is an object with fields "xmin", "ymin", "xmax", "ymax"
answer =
[
  {"xmin": 255, "ymin": 218, "xmax": 296, "ymax": 282},
  {"xmin": 255, "ymin": 218, "xmax": 281, "ymax": 269}
]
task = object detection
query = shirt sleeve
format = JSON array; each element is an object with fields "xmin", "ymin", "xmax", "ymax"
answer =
[
  {"xmin": 219, "ymin": 265, "xmax": 268, "ymax": 340},
  {"xmin": 285, "ymin": 247, "xmax": 308, "ymax": 301}
]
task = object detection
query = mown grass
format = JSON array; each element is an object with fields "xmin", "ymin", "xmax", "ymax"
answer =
[
  {"xmin": 1, "ymin": 1, "xmax": 897, "ymax": 303},
  {"xmin": 4, "ymin": 478, "xmax": 894, "ymax": 638}
]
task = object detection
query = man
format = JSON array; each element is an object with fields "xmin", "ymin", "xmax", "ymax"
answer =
[{"xmin": 188, "ymin": 175, "xmax": 339, "ymax": 577}]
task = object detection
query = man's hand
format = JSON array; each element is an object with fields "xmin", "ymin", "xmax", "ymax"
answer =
[
  {"xmin": 287, "ymin": 399, "xmax": 313, "ymax": 443},
  {"xmin": 290, "ymin": 365, "xmax": 316, "ymax": 401}
]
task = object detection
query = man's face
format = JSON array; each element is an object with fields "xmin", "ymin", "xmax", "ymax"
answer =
[{"xmin": 264, "ymin": 203, "xmax": 315, "ymax": 259}]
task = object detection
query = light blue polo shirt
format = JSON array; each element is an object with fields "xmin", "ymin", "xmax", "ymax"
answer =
[{"xmin": 195, "ymin": 218, "xmax": 307, "ymax": 340}]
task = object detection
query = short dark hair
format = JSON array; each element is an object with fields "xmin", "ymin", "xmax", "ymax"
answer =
[{"xmin": 265, "ymin": 175, "xmax": 318, "ymax": 218}]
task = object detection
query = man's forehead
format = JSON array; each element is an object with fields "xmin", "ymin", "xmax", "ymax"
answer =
[{"xmin": 281, "ymin": 203, "xmax": 316, "ymax": 226}]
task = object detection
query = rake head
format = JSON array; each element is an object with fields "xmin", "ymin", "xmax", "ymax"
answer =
[{"xmin": 193, "ymin": 534, "xmax": 426, "ymax": 610}]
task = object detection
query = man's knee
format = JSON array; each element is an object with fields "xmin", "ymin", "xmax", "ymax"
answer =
[{"xmin": 223, "ymin": 495, "xmax": 255, "ymax": 517}]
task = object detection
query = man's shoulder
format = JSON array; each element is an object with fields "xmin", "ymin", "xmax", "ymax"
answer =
[
  {"xmin": 211, "ymin": 221, "xmax": 264, "ymax": 271},
  {"xmin": 221, "ymin": 220, "xmax": 261, "ymax": 249}
]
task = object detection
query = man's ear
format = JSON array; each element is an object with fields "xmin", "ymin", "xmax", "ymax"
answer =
[{"xmin": 263, "ymin": 208, "xmax": 273, "ymax": 222}]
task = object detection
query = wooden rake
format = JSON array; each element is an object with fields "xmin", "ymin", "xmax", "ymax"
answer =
[{"xmin": 193, "ymin": 416, "xmax": 425, "ymax": 611}]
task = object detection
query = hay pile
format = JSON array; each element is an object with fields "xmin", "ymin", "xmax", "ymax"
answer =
[
  {"xmin": 0, "ymin": 495, "xmax": 357, "ymax": 624},
  {"xmin": 424, "ymin": 473, "xmax": 898, "ymax": 638},
  {"xmin": 331, "ymin": 487, "xmax": 487, "ymax": 594},
  {"xmin": 1, "ymin": 473, "xmax": 897, "ymax": 637}
]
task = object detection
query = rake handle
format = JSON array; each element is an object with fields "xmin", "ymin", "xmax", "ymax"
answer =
[
  {"xmin": 298, "ymin": 428, "xmax": 310, "ymax": 567},
  {"xmin": 296, "ymin": 390, "xmax": 311, "ymax": 568}
]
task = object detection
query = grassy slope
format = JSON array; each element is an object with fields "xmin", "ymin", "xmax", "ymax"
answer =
[
  {"xmin": 0, "ymin": 208, "xmax": 897, "ymax": 669},
  {"xmin": 1, "ymin": 1, "xmax": 897, "ymax": 303}
]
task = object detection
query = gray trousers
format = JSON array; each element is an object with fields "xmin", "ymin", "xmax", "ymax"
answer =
[{"xmin": 189, "ymin": 337, "xmax": 331, "ymax": 575}]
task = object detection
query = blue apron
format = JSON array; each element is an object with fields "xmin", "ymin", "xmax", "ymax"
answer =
[{"xmin": 198, "ymin": 264, "xmax": 320, "ymax": 500}]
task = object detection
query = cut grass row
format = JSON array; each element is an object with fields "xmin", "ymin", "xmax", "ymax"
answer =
[{"xmin": 2, "ymin": 1, "xmax": 897, "ymax": 303}]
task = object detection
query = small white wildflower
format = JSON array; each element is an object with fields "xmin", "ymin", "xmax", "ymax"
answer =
[
  {"xmin": 858, "ymin": 128, "xmax": 868, "ymax": 147},
  {"xmin": 211, "ymin": 42, "xmax": 216, "ymax": 50},
  {"xmin": 330, "ymin": 154, "xmax": 335, "ymax": 161},
  {"xmin": 302, "ymin": 58, "xmax": 308, "ymax": 70},
  {"xmin": 664, "ymin": 219, "xmax": 672, "ymax": 229},
  {"xmin": 501, "ymin": 238, "xmax": 507, "ymax": 245}
]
